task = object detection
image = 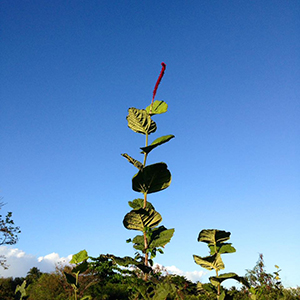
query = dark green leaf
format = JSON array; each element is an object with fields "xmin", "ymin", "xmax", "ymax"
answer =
[
  {"xmin": 209, "ymin": 272, "xmax": 250, "ymax": 288},
  {"xmin": 127, "ymin": 108, "xmax": 157, "ymax": 135},
  {"xmin": 140, "ymin": 135, "xmax": 175, "ymax": 154},
  {"xmin": 72, "ymin": 261, "xmax": 88, "ymax": 274},
  {"xmin": 110, "ymin": 255, "xmax": 152, "ymax": 274},
  {"xmin": 64, "ymin": 272, "xmax": 77, "ymax": 286},
  {"xmin": 132, "ymin": 163, "xmax": 171, "ymax": 194}
]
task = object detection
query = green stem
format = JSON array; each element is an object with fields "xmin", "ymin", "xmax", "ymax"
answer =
[
  {"xmin": 143, "ymin": 133, "xmax": 149, "ymax": 166},
  {"xmin": 143, "ymin": 131, "xmax": 150, "ymax": 280}
]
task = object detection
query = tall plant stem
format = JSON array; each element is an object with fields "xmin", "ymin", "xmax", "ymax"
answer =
[{"xmin": 143, "ymin": 133, "xmax": 149, "ymax": 280}]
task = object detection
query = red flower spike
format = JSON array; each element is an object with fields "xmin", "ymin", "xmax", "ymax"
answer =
[{"xmin": 152, "ymin": 62, "xmax": 166, "ymax": 105}]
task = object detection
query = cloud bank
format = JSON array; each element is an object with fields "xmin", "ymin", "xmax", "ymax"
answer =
[
  {"xmin": 0, "ymin": 247, "xmax": 204, "ymax": 283},
  {"xmin": 0, "ymin": 246, "xmax": 71, "ymax": 278}
]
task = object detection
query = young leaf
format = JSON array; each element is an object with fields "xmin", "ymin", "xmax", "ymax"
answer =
[
  {"xmin": 121, "ymin": 153, "xmax": 143, "ymax": 170},
  {"xmin": 127, "ymin": 108, "xmax": 157, "ymax": 135},
  {"xmin": 128, "ymin": 199, "xmax": 155, "ymax": 210},
  {"xmin": 145, "ymin": 100, "xmax": 168, "ymax": 115},
  {"xmin": 132, "ymin": 163, "xmax": 171, "ymax": 194},
  {"xmin": 140, "ymin": 135, "xmax": 175, "ymax": 154}
]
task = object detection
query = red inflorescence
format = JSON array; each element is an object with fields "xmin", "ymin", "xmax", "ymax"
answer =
[{"xmin": 152, "ymin": 62, "xmax": 166, "ymax": 104}]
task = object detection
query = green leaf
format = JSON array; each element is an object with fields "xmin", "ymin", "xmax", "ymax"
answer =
[
  {"xmin": 209, "ymin": 243, "xmax": 236, "ymax": 255},
  {"xmin": 197, "ymin": 282, "xmax": 216, "ymax": 295},
  {"xmin": 15, "ymin": 280, "xmax": 27, "ymax": 299},
  {"xmin": 132, "ymin": 234, "xmax": 144, "ymax": 251},
  {"xmin": 64, "ymin": 272, "xmax": 77, "ymax": 286},
  {"xmin": 219, "ymin": 291, "xmax": 226, "ymax": 300},
  {"xmin": 72, "ymin": 260, "xmax": 89, "ymax": 274},
  {"xmin": 209, "ymin": 272, "xmax": 250, "ymax": 288},
  {"xmin": 140, "ymin": 135, "xmax": 175, "ymax": 154},
  {"xmin": 80, "ymin": 296, "xmax": 92, "ymax": 300},
  {"xmin": 70, "ymin": 250, "xmax": 88, "ymax": 264},
  {"xmin": 148, "ymin": 226, "xmax": 175, "ymax": 248},
  {"xmin": 131, "ymin": 226, "xmax": 175, "ymax": 251},
  {"xmin": 128, "ymin": 199, "xmax": 155, "ymax": 210},
  {"xmin": 110, "ymin": 255, "xmax": 152, "ymax": 274},
  {"xmin": 123, "ymin": 208, "xmax": 162, "ymax": 231},
  {"xmin": 121, "ymin": 153, "xmax": 143, "ymax": 170},
  {"xmin": 127, "ymin": 108, "xmax": 157, "ymax": 135},
  {"xmin": 132, "ymin": 163, "xmax": 171, "ymax": 194},
  {"xmin": 145, "ymin": 100, "xmax": 168, "ymax": 115},
  {"xmin": 193, "ymin": 253, "xmax": 225, "ymax": 272},
  {"xmin": 198, "ymin": 229, "xmax": 231, "ymax": 245}
]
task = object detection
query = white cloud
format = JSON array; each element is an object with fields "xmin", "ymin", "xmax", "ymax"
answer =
[
  {"xmin": 155, "ymin": 263, "xmax": 205, "ymax": 282},
  {"xmin": 0, "ymin": 246, "xmax": 71, "ymax": 278}
]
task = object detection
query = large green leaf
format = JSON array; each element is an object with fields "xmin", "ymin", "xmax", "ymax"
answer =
[
  {"xmin": 193, "ymin": 253, "xmax": 225, "ymax": 272},
  {"xmin": 209, "ymin": 272, "xmax": 250, "ymax": 288},
  {"xmin": 70, "ymin": 250, "xmax": 88, "ymax": 264},
  {"xmin": 132, "ymin": 163, "xmax": 171, "ymax": 194},
  {"xmin": 127, "ymin": 108, "xmax": 157, "ymax": 135},
  {"xmin": 121, "ymin": 153, "xmax": 143, "ymax": 170},
  {"xmin": 128, "ymin": 199, "xmax": 155, "ymax": 210},
  {"xmin": 198, "ymin": 229, "xmax": 231, "ymax": 245},
  {"xmin": 209, "ymin": 243, "xmax": 236, "ymax": 255},
  {"xmin": 123, "ymin": 208, "xmax": 162, "ymax": 231},
  {"xmin": 140, "ymin": 135, "xmax": 175, "ymax": 154},
  {"xmin": 145, "ymin": 100, "xmax": 168, "ymax": 115}
]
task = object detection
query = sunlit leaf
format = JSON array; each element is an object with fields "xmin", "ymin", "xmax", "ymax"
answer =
[
  {"xmin": 70, "ymin": 250, "xmax": 88, "ymax": 264},
  {"xmin": 209, "ymin": 243, "xmax": 236, "ymax": 255},
  {"xmin": 127, "ymin": 108, "xmax": 156, "ymax": 135},
  {"xmin": 123, "ymin": 208, "xmax": 162, "ymax": 231},
  {"xmin": 145, "ymin": 100, "xmax": 168, "ymax": 115},
  {"xmin": 198, "ymin": 229, "xmax": 231, "ymax": 245},
  {"xmin": 140, "ymin": 135, "xmax": 175, "ymax": 154},
  {"xmin": 193, "ymin": 253, "xmax": 224, "ymax": 272}
]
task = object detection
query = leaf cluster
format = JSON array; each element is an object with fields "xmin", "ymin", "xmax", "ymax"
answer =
[{"xmin": 194, "ymin": 229, "xmax": 249, "ymax": 299}]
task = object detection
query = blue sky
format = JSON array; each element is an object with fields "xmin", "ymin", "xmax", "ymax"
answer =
[{"xmin": 1, "ymin": 0, "xmax": 299, "ymax": 287}]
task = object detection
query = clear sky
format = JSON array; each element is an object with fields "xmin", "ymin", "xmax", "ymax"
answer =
[{"xmin": 1, "ymin": 0, "xmax": 299, "ymax": 287}]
